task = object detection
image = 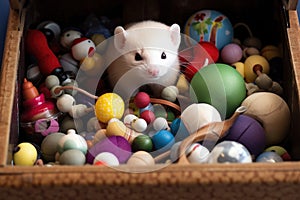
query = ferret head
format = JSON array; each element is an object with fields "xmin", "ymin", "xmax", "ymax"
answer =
[{"xmin": 113, "ymin": 21, "xmax": 181, "ymax": 80}]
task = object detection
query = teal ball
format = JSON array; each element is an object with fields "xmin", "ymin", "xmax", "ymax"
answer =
[
  {"xmin": 152, "ymin": 130, "xmax": 175, "ymax": 152},
  {"xmin": 132, "ymin": 135, "xmax": 153, "ymax": 152},
  {"xmin": 190, "ymin": 63, "xmax": 246, "ymax": 118}
]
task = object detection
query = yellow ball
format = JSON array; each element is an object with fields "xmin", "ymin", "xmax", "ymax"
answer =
[
  {"xmin": 244, "ymin": 55, "xmax": 270, "ymax": 83},
  {"xmin": 13, "ymin": 142, "xmax": 38, "ymax": 166},
  {"xmin": 95, "ymin": 93, "xmax": 124, "ymax": 123}
]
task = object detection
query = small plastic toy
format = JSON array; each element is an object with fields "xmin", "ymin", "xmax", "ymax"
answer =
[
  {"xmin": 20, "ymin": 79, "xmax": 61, "ymax": 139},
  {"xmin": 60, "ymin": 28, "xmax": 82, "ymax": 49},
  {"xmin": 25, "ymin": 29, "xmax": 68, "ymax": 84}
]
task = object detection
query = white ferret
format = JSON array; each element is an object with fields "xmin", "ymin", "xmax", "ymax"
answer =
[{"xmin": 105, "ymin": 20, "xmax": 181, "ymax": 98}]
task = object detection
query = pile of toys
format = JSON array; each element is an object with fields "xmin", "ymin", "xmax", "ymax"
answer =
[{"xmin": 13, "ymin": 10, "xmax": 292, "ymax": 168}]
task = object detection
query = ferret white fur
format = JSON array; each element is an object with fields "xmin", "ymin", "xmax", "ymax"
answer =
[{"xmin": 105, "ymin": 20, "xmax": 181, "ymax": 98}]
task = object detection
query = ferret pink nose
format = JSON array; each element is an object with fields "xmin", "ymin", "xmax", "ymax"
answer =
[{"xmin": 148, "ymin": 67, "xmax": 159, "ymax": 77}]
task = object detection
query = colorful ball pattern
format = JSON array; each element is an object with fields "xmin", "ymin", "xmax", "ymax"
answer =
[
  {"xmin": 185, "ymin": 10, "xmax": 233, "ymax": 50},
  {"xmin": 190, "ymin": 63, "xmax": 246, "ymax": 119},
  {"xmin": 95, "ymin": 93, "xmax": 124, "ymax": 123}
]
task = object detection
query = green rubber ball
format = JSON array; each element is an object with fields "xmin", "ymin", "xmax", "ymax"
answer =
[
  {"xmin": 190, "ymin": 63, "xmax": 246, "ymax": 119},
  {"xmin": 131, "ymin": 135, "xmax": 153, "ymax": 152}
]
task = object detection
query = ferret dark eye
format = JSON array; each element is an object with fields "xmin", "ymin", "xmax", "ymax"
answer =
[
  {"xmin": 161, "ymin": 52, "xmax": 166, "ymax": 59},
  {"xmin": 135, "ymin": 53, "xmax": 143, "ymax": 61}
]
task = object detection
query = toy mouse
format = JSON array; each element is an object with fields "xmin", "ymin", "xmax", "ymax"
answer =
[{"xmin": 106, "ymin": 20, "xmax": 181, "ymax": 98}]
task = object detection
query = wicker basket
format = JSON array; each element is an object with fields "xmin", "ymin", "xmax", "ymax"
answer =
[{"xmin": 1, "ymin": 0, "xmax": 300, "ymax": 199}]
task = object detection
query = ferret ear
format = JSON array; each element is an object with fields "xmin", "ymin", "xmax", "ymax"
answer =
[
  {"xmin": 170, "ymin": 24, "xmax": 181, "ymax": 48},
  {"xmin": 114, "ymin": 26, "xmax": 127, "ymax": 50}
]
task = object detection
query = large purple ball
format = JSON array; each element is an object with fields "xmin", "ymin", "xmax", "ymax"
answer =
[
  {"xmin": 222, "ymin": 115, "xmax": 266, "ymax": 156},
  {"xmin": 86, "ymin": 136, "xmax": 132, "ymax": 164}
]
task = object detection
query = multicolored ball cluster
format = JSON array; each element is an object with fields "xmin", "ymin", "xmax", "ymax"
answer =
[{"xmin": 14, "ymin": 9, "xmax": 293, "ymax": 167}]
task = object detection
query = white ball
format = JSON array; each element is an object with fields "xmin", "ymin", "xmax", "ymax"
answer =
[
  {"xmin": 123, "ymin": 114, "xmax": 138, "ymax": 127},
  {"xmin": 93, "ymin": 152, "xmax": 120, "ymax": 166},
  {"xmin": 186, "ymin": 143, "xmax": 210, "ymax": 163},
  {"xmin": 127, "ymin": 151, "xmax": 155, "ymax": 166},
  {"xmin": 56, "ymin": 94, "xmax": 75, "ymax": 113},
  {"xmin": 131, "ymin": 118, "xmax": 147, "ymax": 132},
  {"xmin": 181, "ymin": 103, "xmax": 221, "ymax": 134},
  {"xmin": 153, "ymin": 117, "xmax": 169, "ymax": 131}
]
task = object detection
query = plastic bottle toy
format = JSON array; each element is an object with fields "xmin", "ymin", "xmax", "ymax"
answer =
[{"xmin": 20, "ymin": 79, "xmax": 61, "ymax": 138}]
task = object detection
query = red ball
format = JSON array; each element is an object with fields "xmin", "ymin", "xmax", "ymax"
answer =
[
  {"xmin": 140, "ymin": 110, "xmax": 156, "ymax": 124},
  {"xmin": 134, "ymin": 92, "xmax": 150, "ymax": 108},
  {"xmin": 199, "ymin": 41, "xmax": 219, "ymax": 62}
]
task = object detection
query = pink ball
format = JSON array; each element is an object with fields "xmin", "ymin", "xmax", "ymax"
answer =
[
  {"xmin": 140, "ymin": 110, "xmax": 156, "ymax": 124},
  {"xmin": 134, "ymin": 92, "xmax": 150, "ymax": 108},
  {"xmin": 221, "ymin": 43, "xmax": 243, "ymax": 64}
]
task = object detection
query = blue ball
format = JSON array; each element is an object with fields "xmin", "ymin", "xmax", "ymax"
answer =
[
  {"xmin": 170, "ymin": 118, "xmax": 189, "ymax": 142},
  {"xmin": 152, "ymin": 130, "xmax": 175, "ymax": 151}
]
